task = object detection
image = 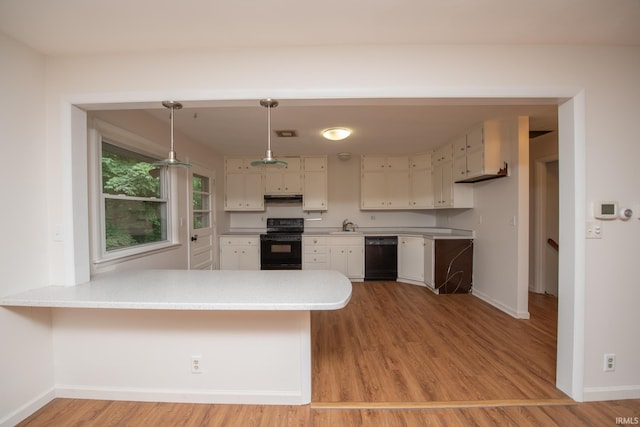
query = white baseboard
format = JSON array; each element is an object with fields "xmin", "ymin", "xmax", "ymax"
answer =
[
  {"xmin": 472, "ymin": 289, "xmax": 530, "ymax": 319},
  {"xmin": 583, "ymin": 385, "xmax": 640, "ymax": 402},
  {"xmin": 0, "ymin": 388, "xmax": 55, "ymax": 427},
  {"xmin": 55, "ymin": 385, "xmax": 309, "ymax": 405}
]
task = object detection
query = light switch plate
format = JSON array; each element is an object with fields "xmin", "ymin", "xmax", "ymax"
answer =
[{"xmin": 586, "ymin": 221, "xmax": 602, "ymax": 239}]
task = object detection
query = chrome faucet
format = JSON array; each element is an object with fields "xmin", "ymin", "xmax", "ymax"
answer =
[{"xmin": 342, "ymin": 219, "xmax": 357, "ymax": 232}]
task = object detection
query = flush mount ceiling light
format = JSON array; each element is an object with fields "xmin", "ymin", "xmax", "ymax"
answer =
[
  {"xmin": 152, "ymin": 101, "xmax": 192, "ymax": 168},
  {"xmin": 322, "ymin": 127, "xmax": 352, "ymax": 141},
  {"xmin": 251, "ymin": 99, "xmax": 288, "ymax": 168}
]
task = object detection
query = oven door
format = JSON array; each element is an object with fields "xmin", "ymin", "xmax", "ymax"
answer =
[{"xmin": 260, "ymin": 235, "xmax": 302, "ymax": 270}]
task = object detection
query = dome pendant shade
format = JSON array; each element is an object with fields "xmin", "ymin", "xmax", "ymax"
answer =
[
  {"xmin": 251, "ymin": 99, "xmax": 288, "ymax": 168},
  {"xmin": 153, "ymin": 101, "xmax": 192, "ymax": 168}
]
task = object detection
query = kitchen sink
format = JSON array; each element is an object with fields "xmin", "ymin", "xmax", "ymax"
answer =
[{"xmin": 329, "ymin": 231, "xmax": 363, "ymax": 235}]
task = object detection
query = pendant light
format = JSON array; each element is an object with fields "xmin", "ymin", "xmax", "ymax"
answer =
[
  {"xmin": 250, "ymin": 99, "xmax": 288, "ymax": 168},
  {"xmin": 153, "ymin": 101, "xmax": 192, "ymax": 168}
]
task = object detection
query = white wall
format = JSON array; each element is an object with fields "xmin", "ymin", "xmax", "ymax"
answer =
[
  {"xmin": 0, "ymin": 34, "xmax": 55, "ymax": 425},
  {"xmin": 229, "ymin": 154, "xmax": 437, "ymax": 230},
  {"xmin": 1, "ymin": 42, "xmax": 639, "ymax": 415},
  {"xmin": 52, "ymin": 309, "xmax": 311, "ymax": 404}
]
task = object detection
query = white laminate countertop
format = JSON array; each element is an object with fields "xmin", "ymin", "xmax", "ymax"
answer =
[
  {"xmin": 221, "ymin": 228, "xmax": 474, "ymax": 239},
  {"xmin": 0, "ymin": 269, "xmax": 352, "ymax": 311}
]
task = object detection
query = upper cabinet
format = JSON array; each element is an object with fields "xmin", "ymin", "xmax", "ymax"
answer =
[
  {"xmin": 302, "ymin": 155, "xmax": 328, "ymax": 211},
  {"xmin": 264, "ymin": 157, "xmax": 302, "ymax": 195},
  {"xmin": 361, "ymin": 155, "xmax": 410, "ymax": 210},
  {"xmin": 409, "ymin": 153, "xmax": 434, "ymax": 209},
  {"xmin": 224, "ymin": 157, "xmax": 264, "ymax": 211},
  {"xmin": 452, "ymin": 121, "xmax": 509, "ymax": 183},
  {"xmin": 433, "ymin": 144, "xmax": 473, "ymax": 208}
]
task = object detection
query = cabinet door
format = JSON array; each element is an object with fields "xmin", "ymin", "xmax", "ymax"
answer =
[
  {"xmin": 361, "ymin": 171, "xmax": 387, "ymax": 209},
  {"xmin": 423, "ymin": 238, "xmax": 435, "ymax": 288},
  {"xmin": 440, "ymin": 161, "xmax": 454, "ymax": 207},
  {"xmin": 238, "ymin": 244, "xmax": 260, "ymax": 270},
  {"xmin": 225, "ymin": 173, "xmax": 246, "ymax": 210},
  {"xmin": 386, "ymin": 156, "xmax": 409, "ymax": 170},
  {"xmin": 466, "ymin": 126, "xmax": 484, "ymax": 151},
  {"xmin": 243, "ymin": 173, "xmax": 264, "ymax": 210},
  {"xmin": 386, "ymin": 170, "xmax": 410, "ymax": 208},
  {"xmin": 362, "ymin": 156, "xmax": 386, "ymax": 171},
  {"xmin": 329, "ymin": 247, "xmax": 348, "ymax": 276},
  {"xmin": 346, "ymin": 246, "xmax": 364, "ymax": 278},
  {"xmin": 264, "ymin": 172, "xmax": 283, "ymax": 194},
  {"xmin": 225, "ymin": 157, "xmax": 248, "ymax": 172},
  {"xmin": 410, "ymin": 167, "xmax": 433, "ymax": 208},
  {"xmin": 452, "ymin": 155, "xmax": 468, "ymax": 181},
  {"xmin": 282, "ymin": 171, "xmax": 302, "ymax": 193},
  {"xmin": 303, "ymin": 170, "xmax": 327, "ymax": 210},
  {"xmin": 452, "ymin": 135, "xmax": 467, "ymax": 158},
  {"xmin": 398, "ymin": 237, "xmax": 424, "ymax": 281},
  {"xmin": 219, "ymin": 245, "xmax": 239, "ymax": 270},
  {"xmin": 303, "ymin": 156, "xmax": 326, "ymax": 172},
  {"xmin": 465, "ymin": 148, "xmax": 484, "ymax": 178}
]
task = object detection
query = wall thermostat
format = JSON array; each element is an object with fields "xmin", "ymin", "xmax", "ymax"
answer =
[{"xmin": 594, "ymin": 201, "xmax": 618, "ymax": 219}]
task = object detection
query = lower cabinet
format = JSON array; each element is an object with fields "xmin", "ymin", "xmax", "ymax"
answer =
[
  {"xmin": 303, "ymin": 235, "xmax": 364, "ymax": 281},
  {"xmin": 219, "ymin": 236, "xmax": 260, "ymax": 270},
  {"xmin": 424, "ymin": 238, "xmax": 474, "ymax": 294},
  {"xmin": 397, "ymin": 235, "xmax": 425, "ymax": 284}
]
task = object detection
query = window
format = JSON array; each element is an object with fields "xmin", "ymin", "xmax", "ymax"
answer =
[
  {"xmin": 100, "ymin": 140, "xmax": 169, "ymax": 254},
  {"xmin": 192, "ymin": 173, "xmax": 211, "ymax": 230}
]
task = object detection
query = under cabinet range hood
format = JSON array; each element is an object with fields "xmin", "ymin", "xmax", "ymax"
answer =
[{"xmin": 264, "ymin": 194, "xmax": 303, "ymax": 204}]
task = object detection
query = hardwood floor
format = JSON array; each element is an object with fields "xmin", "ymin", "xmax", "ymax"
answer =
[
  {"xmin": 312, "ymin": 281, "xmax": 564, "ymax": 403},
  {"xmin": 17, "ymin": 281, "xmax": 640, "ymax": 426}
]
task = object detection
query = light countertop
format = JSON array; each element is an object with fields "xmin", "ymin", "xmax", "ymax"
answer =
[
  {"xmin": 220, "ymin": 228, "xmax": 474, "ymax": 239},
  {"xmin": 0, "ymin": 269, "xmax": 352, "ymax": 311}
]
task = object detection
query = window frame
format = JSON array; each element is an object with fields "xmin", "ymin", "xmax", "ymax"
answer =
[{"xmin": 89, "ymin": 119, "xmax": 180, "ymax": 267}]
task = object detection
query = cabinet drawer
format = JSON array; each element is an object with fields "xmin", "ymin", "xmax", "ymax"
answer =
[
  {"xmin": 304, "ymin": 254, "xmax": 328, "ymax": 264},
  {"xmin": 303, "ymin": 236, "xmax": 328, "ymax": 246},
  {"xmin": 220, "ymin": 237, "xmax": 259, "ymax": 246},
  {"xmin": 305, "ymin": 245, "xmax": 328, "ymax": 254},
  {"xmin": 329, "ymin": 236, "xmax": 364, "ymax": 246}
]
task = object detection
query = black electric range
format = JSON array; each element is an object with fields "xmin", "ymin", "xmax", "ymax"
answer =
[{"xmin": 260, "ymin": 218, "xmax": 303, "ymax": 270}]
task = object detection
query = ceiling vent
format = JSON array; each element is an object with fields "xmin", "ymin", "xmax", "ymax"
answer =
[{"xmin": 275, "ymin": 130, "xmax": 298, "ymax": 138}]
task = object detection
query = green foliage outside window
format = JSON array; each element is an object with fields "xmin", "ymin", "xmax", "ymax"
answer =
[{"xmin": 102, "ymin": 142, "xmax": 167, "ymax": 251}]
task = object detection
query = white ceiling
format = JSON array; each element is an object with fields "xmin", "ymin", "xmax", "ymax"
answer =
[
  {"xmin": 138, "ymin": 99, "xmax": 559, "ymax": 157},
  {"xmin": 1, "ymin": 0, "xmax": 639, "ymax": 56},
  {"xmin": 2, "ymin": 0, "xmax": 637, "ymax": 157}
]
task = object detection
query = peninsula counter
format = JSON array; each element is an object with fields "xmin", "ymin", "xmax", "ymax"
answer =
[{"xmin": 1, "ymin": 269, "xmax": 352, "ymax": 405}]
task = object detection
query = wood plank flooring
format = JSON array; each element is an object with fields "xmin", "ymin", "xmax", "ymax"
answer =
[
  {"xmin": 311, "ymin": 281, "xmax": 564, "ymax": 403},
  {"xmin": 17, "ymin": 281, "xmax": 640, "ymax": 426}
]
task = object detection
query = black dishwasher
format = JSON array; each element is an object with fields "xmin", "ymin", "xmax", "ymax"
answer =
[{"xmin": 364, "ymin": 236, "xmax": 398, "ymax": 281}]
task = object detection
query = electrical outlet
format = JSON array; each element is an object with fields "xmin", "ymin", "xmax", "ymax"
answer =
[
  {"xmin": 191, "ymin": 355, "xmax": 202, "ymax": 374},
  {"xmin": 604, "ymin": 353, "xmax": 616, "ymax": 372}
]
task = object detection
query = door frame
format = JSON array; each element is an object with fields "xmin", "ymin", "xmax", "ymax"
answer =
[{"xmin": 533, "ymin": 154, "xmax": 559, "ymax": 294}]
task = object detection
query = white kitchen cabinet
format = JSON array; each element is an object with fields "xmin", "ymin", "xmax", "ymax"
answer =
[
  {"xmin": 329, "ymin": 236, "xmax": 364, "ymax": 281},
  {"xmin": 452, "ymin": 121, "xmax": 508, "ymax": 183},
  {"xmin": 409, "ymin": 152, "xmax": 434, "ymax": 209},
  {"xmin": 224, "ymin": 157, "xmax": 265, "ymax": 211},
  {"xmin": 219, "ymin": 236, "xmax": 260, "ymax": 270},
  {"xmin": 302, "ymin": 155, "xmax": 328, "ymax": 211},
  {"xmin": 264, "ymin": 157, "xmax": 302, "ymax": 195},
  {"xmin": 397, "ymin": 235, "xmax": 425, "ymax": 284},
  {"xmin": 433, "ymin": 152, "xmax": 473, "ymax": 209},
  {"xmin": 361, "ymin": 155, "xmax": 410, "ymax": 209},
  {"xmin": 304, "ymin": 235, "xmax": 363, "ymax": 280},
  {"xmin": 302, "ymin": 236, "xmax": 330, "ymax": 270}
]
